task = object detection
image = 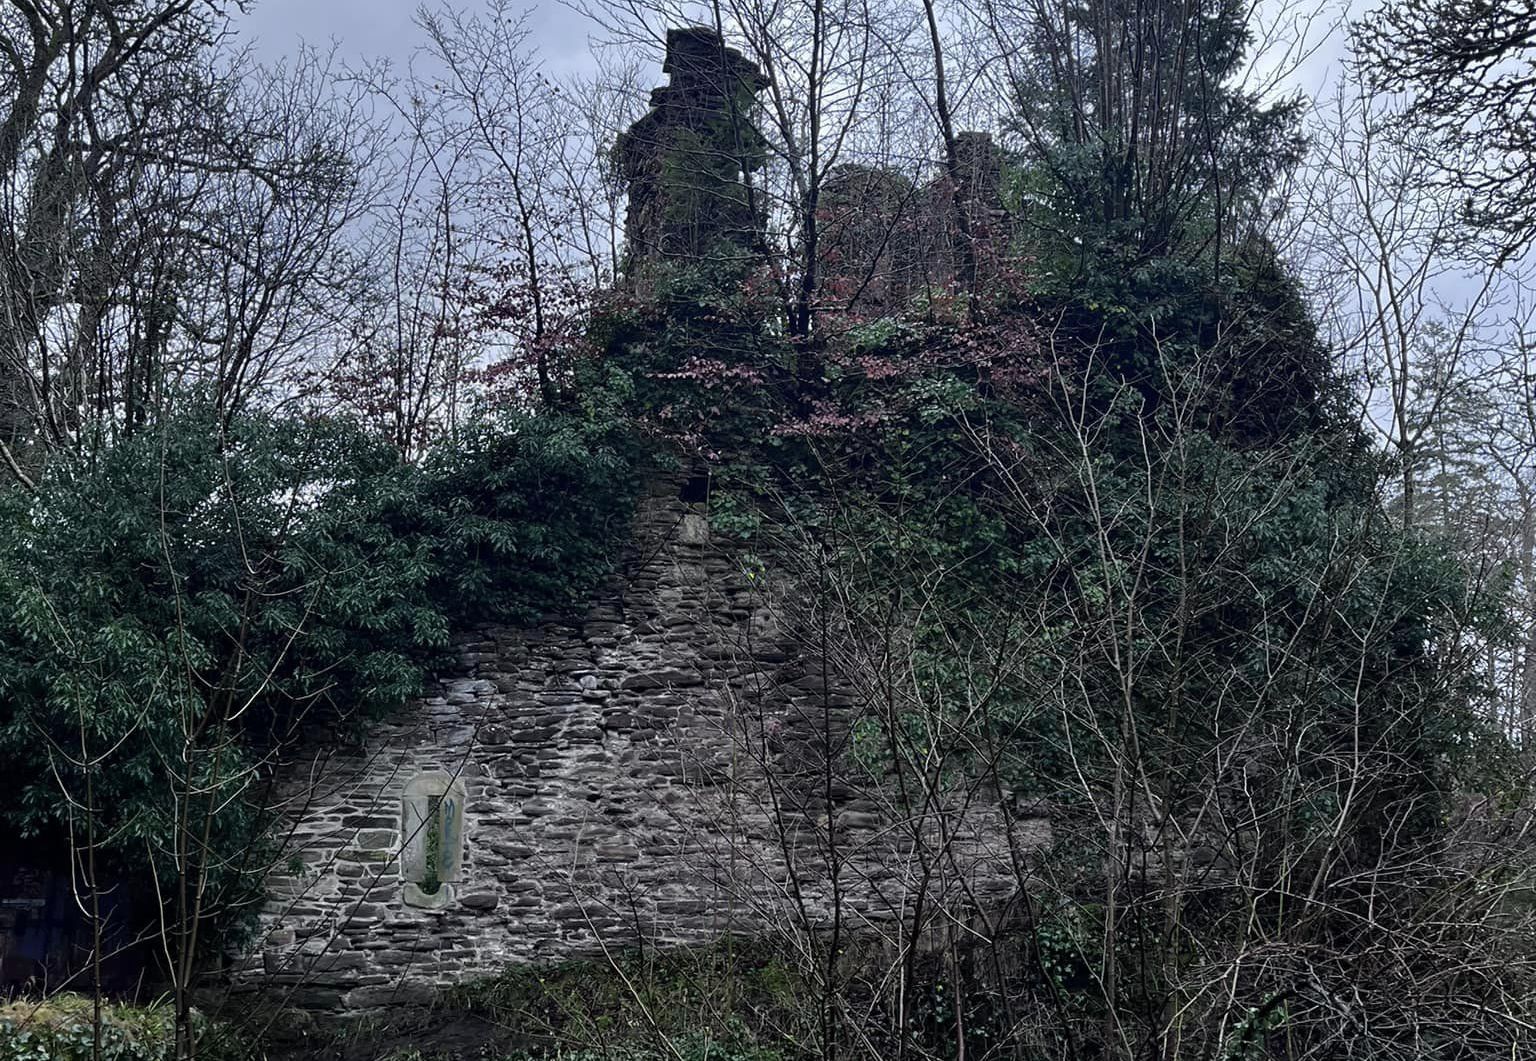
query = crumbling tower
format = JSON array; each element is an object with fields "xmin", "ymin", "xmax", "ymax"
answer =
[{"xmin": 617, "ymin": 27, "xmax": 768, "ymax": 269}]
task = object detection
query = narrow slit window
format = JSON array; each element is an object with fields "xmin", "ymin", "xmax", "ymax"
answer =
[{"xmin": 401, "ymin": 772, "xmax": 465, "ymax": 908}]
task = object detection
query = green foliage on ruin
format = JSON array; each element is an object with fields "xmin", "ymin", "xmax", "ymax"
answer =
[
  {"xmin": 0, "ymin": 3, "xmax": 1527, "ymax": 1053},
  {"xmin": 0, "ymin": 399, "xmax": 643, "ymax": 927}
]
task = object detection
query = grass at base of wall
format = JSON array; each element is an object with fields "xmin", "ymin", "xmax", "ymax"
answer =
[
  {"xmin": 248, "ymin": 933, "xmax": 1034, "ymax": 1061},
  {"xmin": 288, "ymin": 938, "xmax": 824, "ymax": 1061},
  {"xmin": 446, "ymin": 938, "xmax": 815, "ymax": 1061}
]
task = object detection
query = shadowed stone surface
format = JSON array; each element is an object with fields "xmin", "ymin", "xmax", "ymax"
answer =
[{"xmin": 616, "ymin": 27, "xmax": 768, "ymax": 267}]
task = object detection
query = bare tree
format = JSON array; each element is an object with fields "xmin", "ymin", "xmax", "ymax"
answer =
[
  {"xmin": 1296, "ymin": 71, "xmax": 1518, "ymax": 530},
  {"xmin": 0, "ymin": 2, "xmax": 374, "ymax": 475},
  {"xmin": 1356, "ymin": 0, "xmax": 1536, "ymax": 264}
]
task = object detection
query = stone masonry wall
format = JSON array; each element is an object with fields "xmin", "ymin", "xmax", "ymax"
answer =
[{"xmin": 231, "ymin": 477, "xmax": 1045, "ymax": 1014}]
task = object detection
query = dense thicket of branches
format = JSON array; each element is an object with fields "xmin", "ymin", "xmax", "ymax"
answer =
[
  {"xmin": 577, "ymin": 0, "xmax": 1536, "ymax": 1056},
  {"xmin": 1356, "ymin": 0, "xmax": 1536, "ymax": 261},
  {"xmin": 0, "ymin": 1, "xmax": 378, "ymax": 471}
]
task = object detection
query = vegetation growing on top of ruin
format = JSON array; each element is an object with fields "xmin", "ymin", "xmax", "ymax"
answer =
[
  {"xmin": 587, "ymin": 233, "xmax": 1527, "ymax": 1060},
  {"xmin": 569, "ymin": 2, "xmax": 1532, "ymax": 1053}
]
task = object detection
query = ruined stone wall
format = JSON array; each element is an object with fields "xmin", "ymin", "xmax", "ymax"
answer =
[
  {"xmin": 617, "ymin": 27, "xmax": 768, "ymax": 267},
  {"xmin": 815, "ymin": 133, "xmax": 1020, "ymax": 315},
  {"xmin": 231, "ymin": 478, "xmax": 1043, "ymax": 1015}
]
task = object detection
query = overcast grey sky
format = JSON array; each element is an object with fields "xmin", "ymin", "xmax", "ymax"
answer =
[
  {"xmin": 235, "ymin": 0, "xmax": 1353, "ymax": 104},
  {"xmin": 235, "ymin": 0, "xmax": 617, "ymax": 77}
]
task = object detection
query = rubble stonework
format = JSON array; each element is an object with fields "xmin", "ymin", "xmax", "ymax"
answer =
[
  {"xmin": 233, "ymin": 479, "xmax": 1044, "ymax": 1014},
  {"xmin": 614, "ymin": 27, "xmax": 1016, "ymax": 304},
  {"xmin": 816, "ymin": 164, "xmax": 922, "ymax": 313}
]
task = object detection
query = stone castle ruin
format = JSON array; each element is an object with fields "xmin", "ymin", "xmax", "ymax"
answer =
[
  {"xmin": 231, "ymin": 29, "xmax": 1040, "ymax": 1018},
  {"xmin": 617, "ymin": 27, "xmax": 1017, "ymax": 305},
  {"xmin": 235, "ymin": 478, "xmax": 1042, "ymax": 1014}
]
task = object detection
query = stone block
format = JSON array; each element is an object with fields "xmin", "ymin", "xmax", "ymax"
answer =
[
  {"xmin": 345, "ymin": 983, "xmax": 436, "ymax": 1008},
  {"xmin": 354, "ymin": 829, "xmax": 397, "ymax": 851}
]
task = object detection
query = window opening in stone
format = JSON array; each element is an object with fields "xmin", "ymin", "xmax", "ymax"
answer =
[
  {"xmin": 422, "ymin": 794, "xmax": 443, "ymax": 894},
  {"xmin": 679, "ymin": 472, "xmax": 710, "ymax": 504},
  {"xmin": 401, "ymin": 773, "xmax": 465, "ymax": 909}
]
